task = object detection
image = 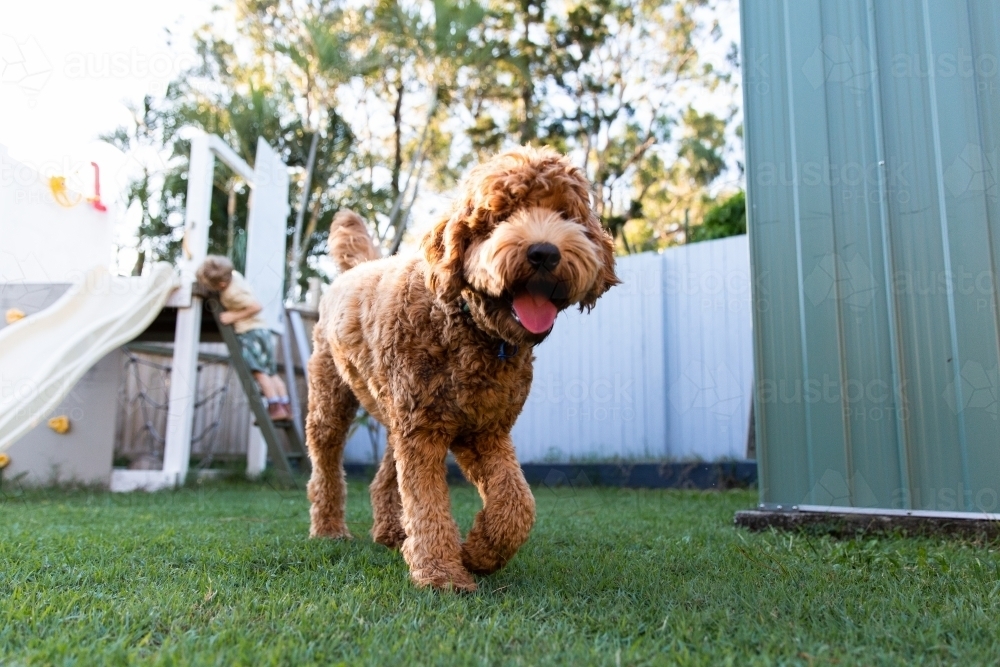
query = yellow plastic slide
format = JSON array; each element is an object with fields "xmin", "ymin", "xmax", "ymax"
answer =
[{"xmin": 0, "ymin": 263, "xmax": 178, "ymax": 452}]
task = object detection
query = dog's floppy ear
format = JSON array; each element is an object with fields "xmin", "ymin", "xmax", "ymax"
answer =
[
  {"xmin": 421, "ymin": 155, "xmax": 519, "ymax": 302},
  {"xmin": 551, "ymin": 156, "xmax": 620, "ymax": 311},
  {"xmin": 579, "ymin": 212, "xmax": 620, "ymax": 311},
  {"xmin": 422, "ymin": 204, "xmax": 474, "ymax": 302}
]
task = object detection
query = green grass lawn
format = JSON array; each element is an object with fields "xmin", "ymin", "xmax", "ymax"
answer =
[{"xmin": 2, "ymin": 479, "xmax": 999, "ymax": 666}]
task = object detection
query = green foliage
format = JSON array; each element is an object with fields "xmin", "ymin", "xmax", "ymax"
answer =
[
  {"xmin": 621, "ymin": 106, "xmax": 733, "ymax": 252},
  {"xmin": 107, "ymin": 0, "xmax": 742, "ymax": 286},
  {"xmin": 688, "ymin": 189, "xmax": 745, "ymax": 243},
  {"xmin": 107, "ymin": 21, "xmax": 369, "ymax": 291},
  {"xmin": 2, "ymin": 482, "xmax": 1000, "ymax": 663},
  {"xmin": 100, "ymin": 97, "xmax": 181, "ymax": 274},
  {"xmin": 468, "ymin": 0, "xmax": 738, "ymax": 252}
]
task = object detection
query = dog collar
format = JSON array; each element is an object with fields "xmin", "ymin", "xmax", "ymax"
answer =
[
  {"xmin": 458, "ymin": 297, "xmax": 519, "ymax": 361},
  {"xmin": 498, "ymin": 341, "xmax": 519, "ymax": 360}
]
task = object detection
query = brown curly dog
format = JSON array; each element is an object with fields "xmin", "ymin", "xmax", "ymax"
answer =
[{"xmin": 306, "ymin": 146, "xmax": 619, "ymax": 592}]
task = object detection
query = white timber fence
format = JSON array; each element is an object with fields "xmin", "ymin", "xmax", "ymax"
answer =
[{"xmin": 344, "ymin": 234, "xmax": 755, "ymax": 463}]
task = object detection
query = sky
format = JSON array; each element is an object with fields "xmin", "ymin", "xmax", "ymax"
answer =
[
  {"xmin": 1, "ymin": 0, "xmax": 212, "ymax": 168},
  {"xmin": 1, "ymin": 0, "xmax": 216, "ymax": 272}
]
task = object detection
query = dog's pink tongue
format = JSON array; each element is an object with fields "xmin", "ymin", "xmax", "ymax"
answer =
[{"xmin": 513, "ymin": 293, "xmax": 557, "ymax": 334}]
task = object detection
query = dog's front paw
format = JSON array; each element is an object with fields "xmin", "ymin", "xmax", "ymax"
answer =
[
  {"xmin": 410, "ymin": 564, "xmax": 477, "ymax": 593},
  {"xmin": 461, "ymin": 540, "xmax": 507, "ymax": 575},
  {"xmin": 309, "ymin": 522, "xmax": 353, "ymax": 540},
  {"xmin": 371, "ymin": 523, "xmax": 407, "ymax": 550},
  {"xmin": 309, "ymin": 503, "xmax": 353, "ymax": 539}
]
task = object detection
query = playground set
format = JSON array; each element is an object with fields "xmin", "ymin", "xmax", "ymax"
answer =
[{"xmin": 0, "ymin": 135, "xmax": 310, "ymax": 490}]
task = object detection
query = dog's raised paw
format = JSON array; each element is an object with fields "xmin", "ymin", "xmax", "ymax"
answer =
[
  {"xmin": 411, "ymin": 566, "xmax": 477, "ymax": 593},
  {"xmin": 461, "ymin": 539, "xmax": 513, "ymax": 575},
  {"xmin": 371, "ymin": 525, "xmax": 407, "ymax": 550}
]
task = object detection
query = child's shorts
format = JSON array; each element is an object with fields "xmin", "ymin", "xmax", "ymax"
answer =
[{"xmin": 236, "ymin": 328, "xmax": 277, "ymax": 376}]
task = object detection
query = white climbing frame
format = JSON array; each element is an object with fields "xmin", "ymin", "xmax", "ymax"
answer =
[
  {"xmin": 114, "ymin": 135, "xmax": 289, "ymax": 491},
  {"xmin": 244, "ymin": 140, "xmax": 289, "ymax": 335}
]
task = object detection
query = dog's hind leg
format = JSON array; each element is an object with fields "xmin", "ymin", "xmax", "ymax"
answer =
[
  {"xmin": 393, "ymin": 428, "xmax": 476, "ymax": 592},
  {"xmin": 370, "ymin": 434, "xmax": 406, "ymax": 549},
  {"xmin": 305, "ymin": 340, "xmax": 358, "ymax": 539},
  {"xmin": 453, "ymin": 433, "xmax": 536, "ymax": 575}
]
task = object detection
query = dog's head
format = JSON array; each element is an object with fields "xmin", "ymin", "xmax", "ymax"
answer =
[{"xmin": 422, "ymin": 146, "xmax": 619, "ymax": 345}]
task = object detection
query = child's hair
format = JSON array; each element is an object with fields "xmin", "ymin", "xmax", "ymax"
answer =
[{"xmin": 196, "ymin": 255, "xmax": 235, "ymax": 291}]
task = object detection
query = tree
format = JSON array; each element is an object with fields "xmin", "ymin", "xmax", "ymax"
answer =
[
  {"xmin": 446, "ymin": 0, "xmax": 738, "ymax": 252},
  {"xmin": 103, "ymin": 16, "xmax": 366, "ymax": 293},
  {"xmin": 687, "ymin": 190, "xmax": 745, "ymax": 243},
  {"xmin": 99, "ymin": 96, "xmax": 179, "ymax": 274},
  {"xmin": 106, "ymin": 0, "xmax": 742, "ymax": 284},
  {"xmin": 624, "ymin": 106, "xmax": 731, "ymax": 250}
]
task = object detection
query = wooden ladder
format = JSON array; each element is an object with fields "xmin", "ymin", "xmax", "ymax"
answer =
[{"xmin": 206, "ymin": 297, "xmax": 309, "ymax": 486}]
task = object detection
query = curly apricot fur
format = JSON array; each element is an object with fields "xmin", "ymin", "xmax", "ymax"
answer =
[{"xmin": 306, "ymin": 146, "xmax": 618, "ymax": 592}]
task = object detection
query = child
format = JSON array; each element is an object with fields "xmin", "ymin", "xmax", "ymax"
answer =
[{"xmin": 196, "ymin": 255, "xmax": 291, "ymax": 422}]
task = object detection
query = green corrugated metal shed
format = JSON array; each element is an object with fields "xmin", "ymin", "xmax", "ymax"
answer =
[{"xmin": 742, "ymin": 0, "xmax": 1000, "ymax": 512}]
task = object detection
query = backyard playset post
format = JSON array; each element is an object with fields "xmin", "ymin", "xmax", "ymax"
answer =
[
  {"xmin": 161, "ymin": 134, "xmax": 212, "ymax": 485},
  {"xmin": 159, "ymin": 135, "xmax": 291, "ymax": 489}
]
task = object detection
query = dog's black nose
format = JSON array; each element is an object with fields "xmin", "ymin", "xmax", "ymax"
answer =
[{"xmin": 527, "ymin": 243, "xmax": 561, "ymax": 271}]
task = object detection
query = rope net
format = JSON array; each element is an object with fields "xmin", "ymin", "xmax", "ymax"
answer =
[{"xmin": 115, "ymin": 346, "xmax": 237, "ymax": 469}]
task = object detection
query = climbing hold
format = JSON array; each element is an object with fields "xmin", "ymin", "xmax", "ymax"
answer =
[
  {"xmin": 0, "ymin": 453, "xmax": 9, "ymax": 469},
  {"xmin": 46, "ymin": 163, "xmax": 106, "ymax": 210},
  {"xmin": 48, "ymin": 176, "xmax": 82, "ymax": 207},
  {"xmin": 48, "ymin": 416, "xmax": 70, "ymax": 434},
  {"xmin": 5, "ymin": 308, "xmax": 25, "ymax": 324}
]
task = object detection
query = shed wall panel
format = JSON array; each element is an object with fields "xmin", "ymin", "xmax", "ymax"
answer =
[{"xmin": 744, "ymin": 0, "xmax": 1000, "ymax": 512}]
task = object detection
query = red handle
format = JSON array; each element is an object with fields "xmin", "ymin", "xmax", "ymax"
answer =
[{"xmin": 90, "ymin": 162, "xmax": 107, "ymax": 212}]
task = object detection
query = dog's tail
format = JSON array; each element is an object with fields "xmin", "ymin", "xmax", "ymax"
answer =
[{"xmin": 328, "ymin": 210, "xmax": 380, "ymax": 273}]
